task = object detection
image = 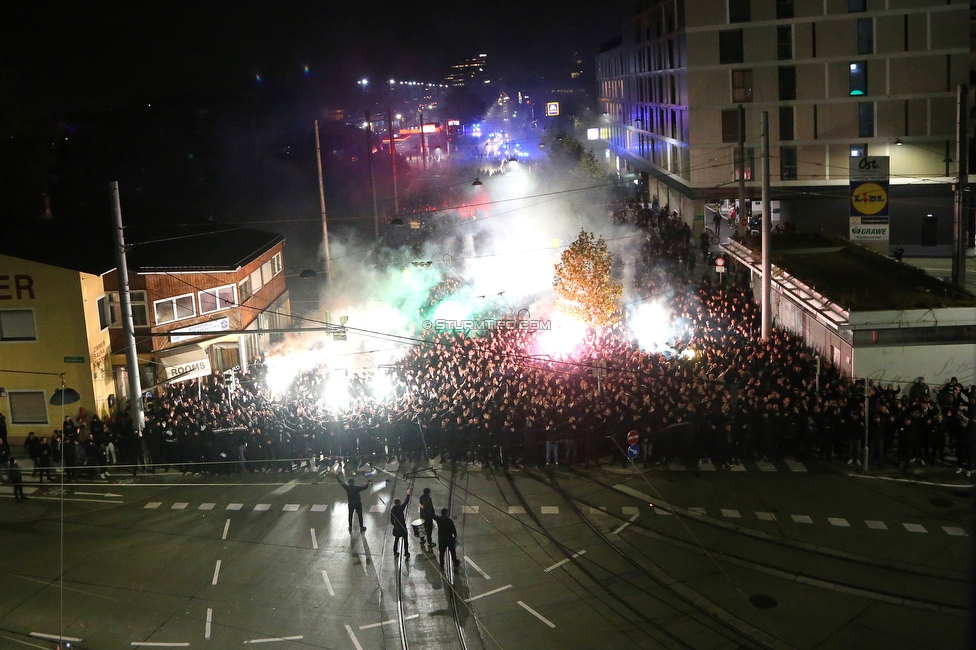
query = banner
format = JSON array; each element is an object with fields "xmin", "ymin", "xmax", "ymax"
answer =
[{"xmin": 850, "ymin": 156, "xmax": 889, "ymax": 244}]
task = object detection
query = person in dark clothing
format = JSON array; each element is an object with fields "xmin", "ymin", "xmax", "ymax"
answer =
[
  {"xmin": 337, "ymin": 475, "xmax": 371, "ymax": 532},
  {"xmin": 418, "ymin": 487, "xmax": 435, "ymax": 548},
  {"xmin": 8, "ymin": 458, "xmax": 26, "ymax": 502},
  {"xmin": 390, "ymin": 488, "xmax": 412, "ymax": 557},
  {"xmin": 431, "ymin": 508, "xmax": 459, "ymax": 570}
]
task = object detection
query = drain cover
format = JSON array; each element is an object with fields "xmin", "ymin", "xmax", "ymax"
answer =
[
  {"xmin": 749, "ymin": 594, "xmax": 778, "ymax": 610},
  {"xmin": 930, "ymin": 497, "xmax": 954, "ymax": 508}
]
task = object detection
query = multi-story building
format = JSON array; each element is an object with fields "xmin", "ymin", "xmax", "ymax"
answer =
[
  {"xmin": 445, "ymin": 54, "xmax": 490, "ymax": 87},
  {"xmin": 0, "ymin": 223, "xmax": 289, "ymax": 444},
  {"xmin": 596, "ymin": 0, "xmax": 972, "ymax": 246}
]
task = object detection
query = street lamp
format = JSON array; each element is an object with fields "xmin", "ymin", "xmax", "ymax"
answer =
[{"xmin": 358, "ymin": 79, "xmax": 380, "ymax": 241}]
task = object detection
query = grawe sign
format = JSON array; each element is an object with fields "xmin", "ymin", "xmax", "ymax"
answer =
[{"xmin": 849, "ymin": 157, "xmax": 889, "ymax": 244}]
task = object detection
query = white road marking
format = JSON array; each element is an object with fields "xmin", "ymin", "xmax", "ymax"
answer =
[
  {"xmin": 244, "ymin": 636, "xmax": 304, "ymax": 644},
  {"xmin": 30, "ymin": 632, "xmax": 83, "ymax": 643},
  {"xmin": 903, "ymin": 523, "xmax": 928, "ymax": 533},
  {"xmin": 321, "ymin": 569, "xmax": 335, "ymax": 596},
  {"xmin": 784, "ymin": 459, "xmax": 807, "ymax": 472},
  {"xmin": 310, "ymin": 528, "xmax": 318, "ymax": 550},
  {"xmin": 756, "ymin": 461, "xmax": 777, "ymax": 472},
  {"xmin": 688, "ymin": 507, "xmax": 706, "ymax": 516},
  {"xmin": 543, "ymin": 550, "xmax": 586, "ymax": 573},
  {"xmin": 654, "ymin": 507, "xmax": 673, "ymax": 515},
  {"xmin": 199, "ymin": 503, "xmax": 215, "ymax": 510},
  {"xmin": 943, "ymin": 526, "xmax": 968, "ymax": 536},
  {"xmin": 611, "ymin": 513, "xmax": 639, "ymax": 535},
  {"xmin": 540, "ymin": 506, "xmax": 559, "ymax": 515},
  {"xmin": 667, "ymin": 462, "xmax": 686, "ymax": 471},
  {"xmin": 729, "ymin": 463, "xmax": 746, "ymax": 472},
  {"xmin": 226, "ymin": 503, "xmax": 243, "ymax": 511},
  {"xmin": 344, "ymin": 624, "xmax": 364, "ymax": 650},
  {"xmin": 756, "ymin": 512, "xmax": 776, "ymax": 521},
  {"xmin": 464, "ymin": 584, "xmax": 513, "ymax": 602},
  {"xmin": 464, "ymin": 556, "xmax": 490, "ymax": 579},
  {"xmin": 356, "ymin": 553, "xmax": 369, "ymax": 575},
  {"xmin": 171, "ymin": 503, "xmax": 188, "ymax": 510},
  {"xmin": 310, "ymin": 504, "xmax": 328, "ymax": 512},
  {"xmin": 211, "ymin": 560, "xmax": 221, "ymax": 585},
  {"xmin": 621, "ymin": 506, "xmax": 639, "ymax": 515},
  {"xmin": 205, "ymin": 607, "xmax": 212, "ymax": 640},
  {"xmin": 517, "ymin": 601, "xmax": 556, "ymax": 628},
  {"xmin": 282, "ymin": 504, "xmax": 299, "ymax": 512},
  {"xmin": 144, "ymin": 502, "xmax": 161, "ymax": 509},
  {"xmin": 130, "ymin": 643, "xmax": 191, "ymax": 647},
  {"xmin": 791, "ymin": 514, "xmax": 813, "ymax": 524},
  {"xmin": 75, "ymin": 491, "xmax": 123, "ymax": 497},
  {"xmin": 589, "ymin": 506, "xmax": 608, "ymax": 514},
  {"xmin": 271, "ymin": 478, "xmax": 300, "ymax": 496},
  {"xmin": 720, "ymin": 509, "xmax": 741, "ymax": 518},
  {"xmin": 462, "ymin": 505, "xmax": 480, "ymax": 514},
  {"xmin": 698, "ymin": 462, "xmax": 716, "ymax": 471},
  {"xmin": 865, "ymin": 520, "xmax": 888, "ymax": 530},
  {"xmin": 827, "ymin": 518, "xmax": 850, "ymax": 527},
  {"xmin": 254, "ymin": 504, "xmax": 271, "ymax": 511},
  {"xmin": 508, "ymin": 505, "xmax": 526, "ymax": 514},
  {"xmin": 359, "ymin": 614, "xmax": 419, "ymax": 630},
  {"xmin": 221, "ymin": 519, "xmax": 231, "ymax": 540}
]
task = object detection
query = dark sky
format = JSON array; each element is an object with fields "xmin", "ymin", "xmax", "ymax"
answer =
[{"xmin": 2, "ymin": 1, "xmax": 623, "ymax": 112}]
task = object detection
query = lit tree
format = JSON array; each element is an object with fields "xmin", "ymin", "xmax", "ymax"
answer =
[{"xmin": 553, "ymin": 229, "xmax": 622, "ymax": 328}]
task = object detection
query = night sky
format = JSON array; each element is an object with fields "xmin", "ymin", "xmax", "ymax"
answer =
[{"xmin": 2, "ymin": 1, "xmax": 624, "ymax": 112}]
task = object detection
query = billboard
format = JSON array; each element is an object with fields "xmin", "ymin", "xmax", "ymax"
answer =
[{"xmin": 850, "ymin": 156, "xmax": 889, "ymax": 244}]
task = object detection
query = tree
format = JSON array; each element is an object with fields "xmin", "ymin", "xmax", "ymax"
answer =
[{"xmin": 553, "ymin": 229, "xmax": 622, "ymax": 328}]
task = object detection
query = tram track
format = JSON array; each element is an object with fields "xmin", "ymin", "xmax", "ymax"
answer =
[{"xmin": 549, "ymin": 466, "xmax": 969, "ymax": 615}]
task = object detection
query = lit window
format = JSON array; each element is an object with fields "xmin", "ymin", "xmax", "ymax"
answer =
[
  {"xmin": 850, "ymin": 144, "xmax": 867, "ymax": 157},
  {"xmin": 271, "ymin": 252, "xmax": 283, "ymax": 276},
  {"xmin": 154, "ymin": 293, "xmax": 196, "ymax": 325},
  {"xmin": 198, "ymin": 284, "xmax": 237, "ymax": 315},
  {"xmin": 849, "ymin": 61, "xmax": 867, "ymax": 96}
]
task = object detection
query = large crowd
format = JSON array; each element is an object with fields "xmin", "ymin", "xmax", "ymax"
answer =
[{"xmin": 6, "ymin": 201, "xmax": 976, "ymax": 481}]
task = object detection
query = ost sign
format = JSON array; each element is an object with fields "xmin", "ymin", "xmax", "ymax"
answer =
[{"xmin": 849, "ymin": 156, "xmax": 889, "ymax": 243}]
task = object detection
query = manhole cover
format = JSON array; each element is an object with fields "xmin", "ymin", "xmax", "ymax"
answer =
[
  {"xmin": 950, "ymin": 491, "xmax": 971, "ymax": 499},
  {"xmin": 748, "ymin": 594, "xmax": 778, "ymax": 610},
  {"xmin": 930, "ymin": 498, "xmax": 954, "ymax": 508}
]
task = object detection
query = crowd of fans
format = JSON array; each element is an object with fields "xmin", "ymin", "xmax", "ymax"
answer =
[{"xmin": 5, "ymin": 201, "xmax": 975, "ymax": 480}]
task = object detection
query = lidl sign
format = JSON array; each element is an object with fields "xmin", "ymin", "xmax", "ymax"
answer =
[{"xmin": 546, "ymin": 102, "xmax": 560, "ymax": 117}]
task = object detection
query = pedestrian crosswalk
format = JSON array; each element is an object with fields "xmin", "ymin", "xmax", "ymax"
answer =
[
  {"xmin": 135, "ymin": 498, "xmax": 968, "ymax": 537},
  {"xmin": 615, "ymin": 458, "xmax": 810, "ymax": 473}
]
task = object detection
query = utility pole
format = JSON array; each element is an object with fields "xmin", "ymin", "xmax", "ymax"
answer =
[
  {"xmin": 737, "ymin": 104, "xmax": 746, "ymax": 228},
  {"xmin": 109, "ymin": 181, "xmax": 145, "ymax": 435},
  {"xmin": 952, "ymin": 84, "xmax": 969, "ymax": 287},
  {"xmin": 863, "ymin": 380, "xmax": 871, "ymax": 471},
  {"xmin": 760, "ymin": 111, "xmax": 772, "ymax": 340},
  {"xmin": 314, "ymin": 119, "xmax": 333, "ymax": 284},
  {"xmin": 388, "ymin": 106, "xmax": 399, "ymax": 214},
  {"xmin": 366, "ymin": 108, "xmax": 379, "ymax": 242}
]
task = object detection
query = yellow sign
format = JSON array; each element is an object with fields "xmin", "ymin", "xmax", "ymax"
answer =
[
  {"xmin": 850, "ymin": 182, "xmax": 888, "ymax": 216},
  {"xmin": 546, "ymin": 102, "xmax": 560, "ymax": 117}
]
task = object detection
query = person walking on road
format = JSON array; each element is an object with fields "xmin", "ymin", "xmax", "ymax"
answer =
[
  {"xmin": 337, "ymin": 474, "xmax": 371, "ymax": 532},
  {"xmin": 8, "ymin": 458, "xmax": 26, "ymax": 502},
  {"xmin": 431, "ymin": 508, "xmax": 459, "ymax": 570},
  {"xmin": 390, "ymin": 487, "xmax": 412, "ymax": 557},
  {"xmin": 419, "ymin": 487, "xmax": 435, "ymax": 549}
]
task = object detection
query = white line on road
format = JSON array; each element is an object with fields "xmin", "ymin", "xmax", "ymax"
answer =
[
  {"xmin": 544, "ymin": 550, "xmax": 586, "ymax": 573},
  {"xmin": 3, "ymin": 634, "xmax": 54, "ymax": 648},
  {"xmin": 244, "ymin": 636, "xmax": 304, "ymax": 644},
  {"xmin": 30, "ymin": 632, "xmax": 83, "ymax": 643},
  {"xmin": 75, "ymin": 491, "xmax": 123, "ymax": 497},
  {"xmin": 130, "ymin": 643, "xmax": 191, "ymax": 647},
  {"xmin": 517, "ymin": 601, "xmax": 556, "ymax": 628},
  {"xmin": 321, "ymin": 569, "xmax": 335, "ymax": 596},
  {"xmin": 205, "ymin": 608, "xmax": 212, "ymax": 640},
  {"xmin": 611, "ymin": 513, "xmax": 639, "ymax": 535},
  {"xmin": 212, "ymin": 559, "xmax": 221, "ymax": 585},
  {"xmin": 222, "ymin": 519, "xmax": 230, "ymax": 540},
  {"xmin": 865, "ymin": 520, "xmax": 888, "ymax": 530},
  {"xmin": 344, "ymin": 624, "xmax": 364, "ymax": 650},
  {"xmin": 464, "ymin": 556, "xmax": 490, "ymax": 579},
  {"xmin": 310, "ymin": 528, "xmax": 318, "ymax": 549},
  {"xmin": 356, "ymin": 553, "xmax": 369, "ymax": 575},
  {"xmin": 464, "ymin": 584, "xmax": 513, "ymax": 602},
  {"xmin": 359, "ymin": 614, "xmax": 419, "ymax": 630}
]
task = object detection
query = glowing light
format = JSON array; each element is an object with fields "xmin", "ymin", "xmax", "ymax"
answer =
[
  {"xmin": 535, "ymin": 312, "xmax": 587, "ymax": 358},
  {"xmin": 630, "ymin": 301, "xmax": 674, "ymax": 352},
  {"xmin": 324, "ymin": 375, "xmax": 351, "ymax": 409},
  {"xmin": 371, "ymin": 372, "xmax": 395, "ymax": 399},
  {"xmin": 304, "ymin": 65, "xmax": 310, "ymax": 74},
  {"xmin": 680, "ymin": 349, "xmax": 696, "ymax": 360},
  {"xmin": 255, "ymin": 74, "xmax": 262, "ymax": 82}
]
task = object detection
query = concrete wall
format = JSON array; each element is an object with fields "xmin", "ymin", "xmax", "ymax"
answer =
[{"xmin": 853, "ymin": 343, "xmax": 976, "ymax": 389}]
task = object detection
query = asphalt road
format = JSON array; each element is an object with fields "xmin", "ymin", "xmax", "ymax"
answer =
[{"xmin": 0, "ymin": 457, "xmax": 972, "ymax": 650}]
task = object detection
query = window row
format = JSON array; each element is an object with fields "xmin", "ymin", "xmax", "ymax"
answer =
[
  {"xmin": 719, "ymin": 62, "xmax": 866, "ymax": 104},
  {"xmin": 720, "ymin": 20, "xmax": 872, "ymax": 66},
  {"xmin": 728, "ymin": 0, "xmax": 865, "ymax": 24},
  {"xmin": 720, "ymin": 102, "xmax": 874, "ymax": 144}
]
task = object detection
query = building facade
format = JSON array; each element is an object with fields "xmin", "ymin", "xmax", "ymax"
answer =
[{"xmin": 596, "ymin": 0, "xmax": 972, "ymax": 246}]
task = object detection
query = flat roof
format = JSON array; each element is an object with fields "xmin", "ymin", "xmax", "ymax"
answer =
[
  {"xmin": 126, "ymin": 226, "xmax": 283, "ymax": 273},
  {"xmin": 731, "ymin": 232, "xmax": 976, "ymax": 311}
]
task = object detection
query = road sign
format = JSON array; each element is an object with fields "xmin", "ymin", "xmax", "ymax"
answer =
[
  {"xmin": 63, "ymin": 356, "xmax": 85, "ymax": 363},
  {"xmin": 627, "ymin": 444, "xmax": 640, "ymax": 459},
  {"xmin": 627, "ymin": 430, "xmax": 639, "ymax": 445},
  {"xmin": 715, "ymin": 256, "xmax": 726, "ymax": 273},
  {"xmin": 546, "ymin": 101, "xmax": 560, "ymax": 117}
]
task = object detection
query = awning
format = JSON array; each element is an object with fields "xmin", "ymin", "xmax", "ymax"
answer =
[{"xmin": 157, "ymin": 344, "xmax": 212, "ymax": 383}]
